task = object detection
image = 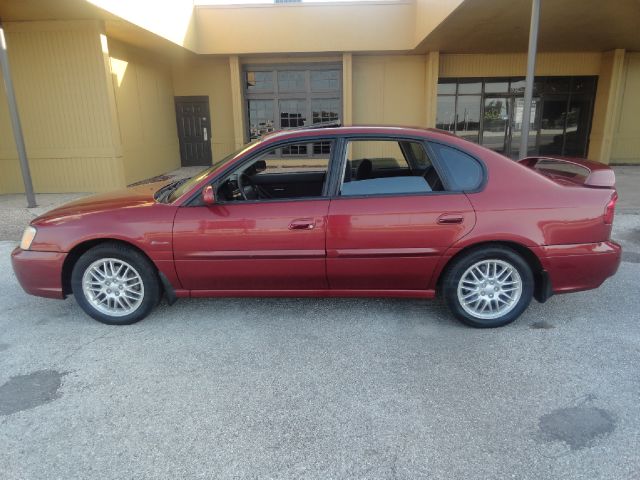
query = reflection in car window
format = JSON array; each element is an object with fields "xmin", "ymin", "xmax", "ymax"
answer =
[{"xmin": 429, "ymin": 143, "xmax": 483, "ymax": 191}]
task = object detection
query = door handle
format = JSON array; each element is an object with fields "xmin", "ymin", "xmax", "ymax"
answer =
[
  {"xmin": 203, "ymin": 127, "xmax": 208, "ymax": 141},
  {"xmin": 437, "ymin": 213, "xmax": 464, "ymax": 224},
  {"xmin": 289, "ymin": 218, "xmax": 315, "ymax": 230}
]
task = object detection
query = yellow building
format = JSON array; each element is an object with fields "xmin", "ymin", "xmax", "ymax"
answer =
[{"xmin": 0, "ymin": 0, "xmax": 639, "ymax": 193}]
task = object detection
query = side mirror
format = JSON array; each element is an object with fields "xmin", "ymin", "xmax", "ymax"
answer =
[
  {"xmin": 254, "ymin": 160, "xmax": 267, "ymax": 173},
  {"xmin": 202, "ymin": 185, "xmax": 215, "ymax": 205}
]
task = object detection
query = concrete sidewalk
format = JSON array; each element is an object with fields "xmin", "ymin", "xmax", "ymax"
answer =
[
  {"xmin": 0, "ymin": 165, "xmax": 638, "ymax": 243},
  {"xmin": 613, "ymin": 166, "xmax": 640, "ymax": 213}
]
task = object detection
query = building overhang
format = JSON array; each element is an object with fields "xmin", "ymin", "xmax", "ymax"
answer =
[{"xmin": 1, "ymin": 0, "xmax": 639, "ymax": 56}]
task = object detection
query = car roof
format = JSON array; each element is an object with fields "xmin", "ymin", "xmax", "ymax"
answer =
[{"xmin": 260, "ymin": 125, "xmax": 445, "ymax": 142}]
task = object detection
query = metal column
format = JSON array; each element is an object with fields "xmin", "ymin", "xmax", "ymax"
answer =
[
  {"xmin": 0, "ymin": 22, "xmax": 36, "ymax": 207},
  {"xmin": 518, "ymin": 0, "xmax": 541, "ymax": 159}
]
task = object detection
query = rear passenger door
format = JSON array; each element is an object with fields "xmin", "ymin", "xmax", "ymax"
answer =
[{"xmin": 326, "ymin": 138, "xmax": 478, "ymax": 291}]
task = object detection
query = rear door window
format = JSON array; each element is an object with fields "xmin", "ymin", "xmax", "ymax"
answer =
[
  {"xmin": 339, "ymin": 139, "xmax": 444, "ymax": 196},
  {"xmin": 429, "ymin": 143, "xmax": 483, "ymax": 191}
]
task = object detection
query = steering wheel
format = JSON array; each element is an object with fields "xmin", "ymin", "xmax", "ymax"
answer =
[{"xmin": 237, "ymin": 173, "xmax": 260, "ymax": 200}]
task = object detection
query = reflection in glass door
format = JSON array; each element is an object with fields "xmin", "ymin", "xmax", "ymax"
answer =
[
  {"xmin": 509, "ymin": 97, "xmax": 539, "ymax": 158},
  {"xmin": 482, "ymin": 97, "xmax": 540, "ymax": 158},
  {"xmin": 539, "ymin": 97, "xmax": 567, "ymax": 155},
  {"xmin": 482, "ymin": 97, "xmax": 509, "ymax": 155},
  {"xmin": 563, "ymin": 95, "xmax": 592, "ymax": 156}
]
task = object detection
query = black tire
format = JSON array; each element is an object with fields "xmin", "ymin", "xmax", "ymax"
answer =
[
  {"xmin": 71, "ymin": 242, "xmax": 161, "ymax": 325},
  {"xmin": 441, "ymin": 246, "xmax": 534, "ymax": 328}
]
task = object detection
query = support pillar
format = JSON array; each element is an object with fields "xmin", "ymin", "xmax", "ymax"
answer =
[{"xmin": 0, "ymin": 22, "xmax": 36, "ymax": 207}]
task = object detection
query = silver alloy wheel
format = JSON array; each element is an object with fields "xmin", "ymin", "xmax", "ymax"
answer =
[
  {"xmin": 457, "ymin": 259, "xmax": 523, "ymax": 320},
  {"xmin": 81, "ymin": 258, "xmax": 144, "ymax": 317}
]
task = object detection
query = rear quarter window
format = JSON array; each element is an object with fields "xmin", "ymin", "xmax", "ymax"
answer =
[{"xmin": 429, "ymin": 143, "xmax": 483, "ymax": 191}]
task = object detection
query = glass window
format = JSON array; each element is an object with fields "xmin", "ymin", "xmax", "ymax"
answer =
[
  {"xmin": 350, "ymin": 140, "xmax": 409, "ymax": 170},
  {"xmin": 278, "ymin": 71, "xmax": 306, "ymax": 92},
  {"xmin": 438, "ymin": 81, "xmax": 456, "ymax": 95},
  {"xmin": 404, "ymin": 141, "xmax": 432, "ymax": 170},
  {"xmin": 539, "ymin": 98, "xmax": 567, "ymax": 155},
  {"xmin": 572, "ymin": 77, "xmax": 596, "ymax": 93},
  {"xmin": 544, "ymin": 77, "xmax": 571, "ymax": 94},
  {"xmin": 436, "ymin": 75, "xmax": 596, "ymax": 158},
  {"xmin": 248, "ymin": 100, "xmax": 275, "ymax": 140},
  {"xmin": 311, "ymin": 98, "xmax": 339, "ymax": 124},
  {"xmin": 279, "ymin": 99, "xmax": 307, "ymax": 129},
  {"xmin": 246, "ymin": 71, "xmax": 274, "ymax": 92},
  {"xmin": 245, "ymin": 66, "xmax": 342, "ymax": 141},
  {"xmin": 563, "ymin": 96, "xmax": 592, "ymax": 156},
  {"xmin": 217, "ymin": 141, "xmax": 332, "ymax": 202},
  {"xmin": 430, "ymin": 143, "xmax": 483, "ymax": 191},
  {"xmin": 458, "ymin": 80, "xmax": 482, "ymax": 94},
  {"xmin": 310, "ymin": 70, "xmax": 340, "ymax": 91},
  {"xmin": 484, "ymin": 79, "xmax": 509, "ymax": 94},
  {"xmin": 455, "ymin": 95, "xmax": 481, "ymax": 142},
  {"xmin": 340, "ymin": 139, "xmax": 441, "ymax": 196},
  {"xmin": 436, "ymin": 95, "xmax": 456, "ymax": 133}
]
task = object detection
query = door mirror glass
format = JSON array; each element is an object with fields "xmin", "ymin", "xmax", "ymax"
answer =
[
  {"xmin": 253, "ymin": 160, "xmax": 267, "ymax": 173},
  {"xmin": 202, "ymin": 185, "xmax": 215, "ymax": 205}
]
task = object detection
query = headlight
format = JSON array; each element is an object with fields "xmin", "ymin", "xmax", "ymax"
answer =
[{"xmin": 20, "ymin": 226, "xmax": 37, "ymax": 250}]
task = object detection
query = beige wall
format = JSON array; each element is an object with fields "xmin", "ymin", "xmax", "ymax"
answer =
[
  {"xmin": 352, "ymin": 55, "xmax": 429, "ymax": 128},
  {"xmin": 195, "ymin": 3, "xmax": 416, "ymax": 55},
  {"xmin": 588, "ymin": 50, "xmax": 625, "ymax": 164},
  {"xmin": 439, "ymin": 52, "xmax": 603, "ymax": 77},
  {"xmin": 0, "ymin": 20, "xmax": 124, "ymax": 193},
  {"xmin": 108, "ymin": 39, "xmax": 180, "ymax": 184},
  {"xmin": 172, "ymin": 56, "xmax": 236, "ymax": 163},
  {"xmin": 611, "ymin": 52, "xmax": 640, "ymax": 164}
]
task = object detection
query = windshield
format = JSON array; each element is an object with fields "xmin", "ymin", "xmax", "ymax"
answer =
[{"xmin": 160, "ymin": 142, "xmax": 259, "ymax": 204}]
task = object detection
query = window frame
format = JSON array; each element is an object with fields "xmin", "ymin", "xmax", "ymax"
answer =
[{"xmin": 244, "ymin": 63, "xmax": 343, "ymax": 148}]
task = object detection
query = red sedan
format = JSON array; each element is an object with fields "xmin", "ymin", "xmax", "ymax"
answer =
[{"xmin": 11, "ymin": 126, "xmax": 621, "ymax": 327}]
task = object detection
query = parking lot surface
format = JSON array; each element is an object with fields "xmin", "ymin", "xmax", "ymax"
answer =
[{"xmin": 0, "ymin": 215, "xmax": 639, "ymax": 479}]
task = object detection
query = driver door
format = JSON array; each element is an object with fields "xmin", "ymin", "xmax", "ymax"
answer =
[{"xmin": 172, "ymin": 140, "xmax": 332, "ymax": 292}]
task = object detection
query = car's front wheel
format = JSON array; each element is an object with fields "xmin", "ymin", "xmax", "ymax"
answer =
[
  {"xmin": 442, "ymin": 246, "xmax": 534, "ymax": 328},
  {"xmin": 71, "ymin": 243, "xmax": 160, "ymax": 325}
]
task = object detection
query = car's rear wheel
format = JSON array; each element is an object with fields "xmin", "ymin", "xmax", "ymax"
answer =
[
  {"xmin": 71, "ymin": 243, "xmax": 160, "ymax": 325},
  {"xmin": 442, "ymin": 246, "xmax": 534, "ymax": 328}
]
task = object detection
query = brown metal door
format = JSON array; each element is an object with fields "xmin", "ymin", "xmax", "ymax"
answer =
[{"xmin": 175, "ymin": 96, "xmax": 212, "ymax": 166}]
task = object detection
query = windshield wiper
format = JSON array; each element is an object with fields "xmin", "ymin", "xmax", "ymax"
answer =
[{"xmin": 154, "ymin": 178, "xmax": 190, "ymax": 203}]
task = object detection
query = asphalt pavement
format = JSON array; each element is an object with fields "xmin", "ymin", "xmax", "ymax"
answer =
[{"xmin": 0, "ymin": 214, "xmax": 639, "ymax": 479}]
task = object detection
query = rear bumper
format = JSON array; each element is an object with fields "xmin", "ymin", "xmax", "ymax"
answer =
[
  {"xmin": 11, "ymin": 247, "xmax": 66, "ymax": 299},
  {"xmin": 541, "ymin": 240, "xmax": 621, "ymax": 294}
]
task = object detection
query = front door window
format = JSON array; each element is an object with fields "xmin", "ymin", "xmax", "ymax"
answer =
[{"xmin": 216, "ymin": 140, "xmax": 333, "ymax": 202}]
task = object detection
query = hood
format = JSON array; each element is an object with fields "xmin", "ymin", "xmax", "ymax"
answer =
[{"xmin": 32, "ymin": 180, "xmax": 171, "ymax": 225}]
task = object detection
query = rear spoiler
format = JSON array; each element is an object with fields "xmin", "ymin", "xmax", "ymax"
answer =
[{"xmin": 518, "ymin": 156, "xmax": 615, "ymax": 189}]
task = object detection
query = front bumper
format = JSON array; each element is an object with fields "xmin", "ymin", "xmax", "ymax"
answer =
[
  {"xmin": 541, "ymin": 240, "xmax": 622, "ymax": 294},
  {"xmin": 11, "ymin": 247, "xmax": 66, "ymax": 299}
]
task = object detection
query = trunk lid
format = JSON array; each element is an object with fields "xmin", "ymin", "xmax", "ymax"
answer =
[{"xmin": 518, "ymin": 156, "xmax": 615, "ymax": 189}]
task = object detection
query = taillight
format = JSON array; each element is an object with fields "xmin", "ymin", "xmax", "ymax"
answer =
[{"xmin": 604, "ymin": 191, "xmax": 618, "ymax": 225}]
